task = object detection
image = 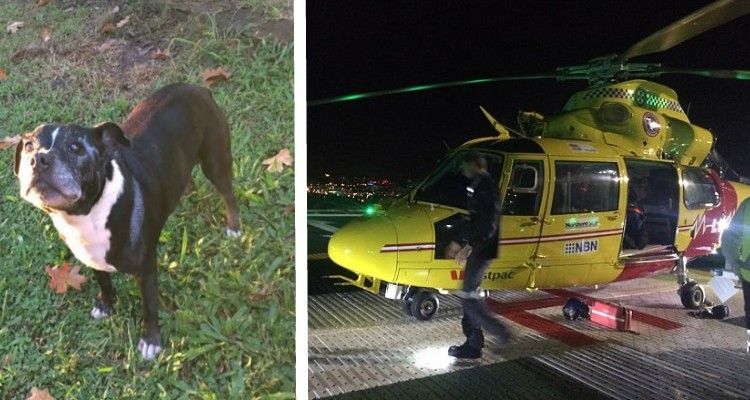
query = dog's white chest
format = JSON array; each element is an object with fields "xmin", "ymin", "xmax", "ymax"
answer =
[{"xmin": 49, "ymin": 161, "xmax": 125, "ymax": 273}]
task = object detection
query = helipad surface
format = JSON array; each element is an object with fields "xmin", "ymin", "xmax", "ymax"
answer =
[{"xmin": 308, "ymin": 277, "xmax": 749, "ymax": 399}]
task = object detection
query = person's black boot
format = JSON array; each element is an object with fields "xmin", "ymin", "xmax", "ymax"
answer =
[
  {"xmin": 449, "ymin": 322, "xmax": 484, "ymax": 358},
  {"xmin": 448, "ymin": 343, "xmax": 482, "ymax": 359}
]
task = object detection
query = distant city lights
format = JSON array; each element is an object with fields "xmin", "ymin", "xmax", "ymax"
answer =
[{"xmin": 308, "ymin": 175, "xmax": 407, "ymax": 201}]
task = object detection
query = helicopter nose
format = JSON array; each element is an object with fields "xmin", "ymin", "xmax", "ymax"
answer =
[{"xmin": 328, "ymin": 216, "xmax": 398, "ymax": 282}]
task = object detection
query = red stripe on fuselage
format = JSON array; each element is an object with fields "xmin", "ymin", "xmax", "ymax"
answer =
[
  {"xmin": 614, "ymin": 259, "xmax": 677, "ymax": 282},
  {"xmin": 391, "ymin": 229, "xmax": 624, "ymax": 253}
]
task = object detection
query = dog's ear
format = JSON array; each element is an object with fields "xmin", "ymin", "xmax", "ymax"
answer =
[
  {"xmin": 94, "ymin": 122, "xmax": 130, "ymax": 149},
  {"xmin": 13, "ymin": 138, "xmax": 22, "ymax": 176}
]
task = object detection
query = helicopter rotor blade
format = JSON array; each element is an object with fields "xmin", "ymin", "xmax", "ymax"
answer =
[
  {"xmin": 308, "ymin": 74, "xmax": 558, "ymax": 106},
  {"xmin": 655, "ymin": 68, "xmax": 750, "ymax": 80},
  {"xmin": 621, "ymin": 0, "xmax": 750, "ymax": 62}
]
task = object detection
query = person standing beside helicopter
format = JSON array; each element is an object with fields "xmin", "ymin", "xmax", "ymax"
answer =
[
  {"xmin": 720, "ymin": 197, "xmax": 750, "ymax": 351},
  {"xmin": 446, "ymin": 151, "xmax": 510, "ymax": 359}
]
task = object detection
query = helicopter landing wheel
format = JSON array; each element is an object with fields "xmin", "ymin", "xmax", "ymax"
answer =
[
  {"xmin": 410, "ymin": 290, "xmax": 440, "ymax": 321},
  {"xmin": 679, "ymin": 281, "xmax": 705, "ymax": 309}
]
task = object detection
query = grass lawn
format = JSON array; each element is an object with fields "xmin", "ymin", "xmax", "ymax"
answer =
[{"xmin": 0, "ymin": 0, "xmax": 294, "ymax": 398}]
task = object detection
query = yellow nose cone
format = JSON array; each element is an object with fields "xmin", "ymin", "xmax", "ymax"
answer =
[{"xmin": 328, "ymin": 216, "xmax": 398, "ymax": 282}]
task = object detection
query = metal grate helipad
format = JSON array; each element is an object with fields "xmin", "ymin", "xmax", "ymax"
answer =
[{"xmin": 309, "ymin": 277, "xmax": 750, "ymax": 399}]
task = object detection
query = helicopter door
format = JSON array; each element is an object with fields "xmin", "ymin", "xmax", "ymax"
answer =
[
  {"xmin": 623, "ymin": 159, "xmax": 680, "ymax": 254},
  {"xmin": 499, "ymin": 158, "xmax": 547, "ymax": 271},
  {"xmin": 676, "ymin": 166, "xmax": 722, "ymax": 257},
  {"xmin": 535, "ymin": 159, "xmax": 625, "ymax": 287}
]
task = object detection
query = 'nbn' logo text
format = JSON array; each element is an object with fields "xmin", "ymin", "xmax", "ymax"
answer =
[{"xmin": 564, "ymin": 240, "xmax": 598, "ymax": 255}]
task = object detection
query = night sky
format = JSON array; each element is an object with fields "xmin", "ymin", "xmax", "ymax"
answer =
[{"xmin": 307, "ymin": 1, "xmax": 750, "ymax": 182}]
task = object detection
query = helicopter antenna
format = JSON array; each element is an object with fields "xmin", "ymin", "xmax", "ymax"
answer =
[{"xmin": 479, "ymin": 106, "xmax": 511, "ymax": 140}]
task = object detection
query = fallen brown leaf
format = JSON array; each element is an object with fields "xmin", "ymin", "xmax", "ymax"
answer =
[
  {"xmin": 6, "ymin": 21, "xmax": 23, "ymax": 34},
  {"xmin": 45, "ymin": 263, "xmax": 88, "ymax": 294},
  {"xmin": 36, "ymin": 0, "xmax": 49, "ymax": 6},
  {"xmin": 200, "ymin": 67, "xmax": 231, "ymax": 87},
  {"xmin": 67, "ymin": 265, "xmax": 87, "ymax": 291},
  {"xmin": 27, "ymin": 387, "xmax": 55, "ymax": 400},
  {"xmin": 99, "ymin": 21, "xmax": 116, "ymax": 35},
  {"xmin": 41, "ymin": 27, "xmax": 51, "ymax": 43},
  {"xmin": 116, "ymin": 15, "xmax": 131, "ymax": 28},
  {"xmin": 1, "ymin": 354, "xmax": 10, "ymax": 368},
  {"xmin": 0, "ymin": 135, "xmax": 20, "ymax": 150},
  {"xmin": 262, "ymin": 148, "xmax": 293, "ymax": 173},
  {"xmin": 250, "ymin": 286, "xmax": 270, "ymax": 302},
  {"xmin": 149, "ymin": 49, "xmax": 170, "ymax": 61},
  {"xmin": 283, "ymin": 203, "xmax": 294, "ymax": 215},
  {"xmin": 0, "ymin": 69, "xmax": 7, "ymax": 81}
]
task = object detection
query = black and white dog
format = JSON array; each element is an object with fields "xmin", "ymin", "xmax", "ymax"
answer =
[{"xmin": 14, "ymin": 83, "xmax": 240, "ymax": 360}]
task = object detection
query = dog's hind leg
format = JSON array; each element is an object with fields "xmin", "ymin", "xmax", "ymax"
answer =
[{"xmin": 199, "ymin": 135, "xmax": 241, "ymax": 238}]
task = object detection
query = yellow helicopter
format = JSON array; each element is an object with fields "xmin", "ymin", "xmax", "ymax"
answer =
[{"xmin": 313, "ymin": 0, "xmax": 750, "ymax": 320}]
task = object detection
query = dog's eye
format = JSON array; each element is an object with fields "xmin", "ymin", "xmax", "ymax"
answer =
[
  {"xmin": 24, "ymin": 141, "xmax": 34, "ymax": 152},
  {"xmin": 69, "ymin": 142, "xmax": 83, "ymax": 154}
]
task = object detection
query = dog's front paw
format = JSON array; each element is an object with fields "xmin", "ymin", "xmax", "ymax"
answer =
[
  {"xmin": 225, "ymin": 227, "xmax": 241, "ymax": 238},
  {"xmin": 90, "ymin": 301, "xmax": 113, "ymax": 320},
  {"xmin": 137, "ymin": 336, "xmax": 162, "ymax": 361}
]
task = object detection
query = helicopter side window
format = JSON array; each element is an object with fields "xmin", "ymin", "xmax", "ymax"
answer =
[
  {"xmin": 683, "ymin": 167, "xmax": 720, "ymax": 209},
  {"xmin": 503, "ymin": 161, "xmax": 543, "ymax": 216},
  {"xmin": 414, "ymin": 151, "xmax": 503, "ymax": 209},
  {"xmin": 552, "ymin": 161, "xmax": 619, "ymax": 214}
]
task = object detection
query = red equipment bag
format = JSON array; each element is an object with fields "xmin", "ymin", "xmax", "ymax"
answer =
[{"xmin": 589, "ymin": 301, "xmax": 632, "ymax": 331}]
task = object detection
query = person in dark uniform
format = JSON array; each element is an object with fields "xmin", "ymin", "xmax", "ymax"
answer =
[{"xmin": 446, "ymin": 151, "xmax": 510, "ymax": 359}]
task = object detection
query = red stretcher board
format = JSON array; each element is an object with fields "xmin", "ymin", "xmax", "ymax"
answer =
[{"xmin": 589, "ymin": 300, "xmax": 632, "ymax": 331}]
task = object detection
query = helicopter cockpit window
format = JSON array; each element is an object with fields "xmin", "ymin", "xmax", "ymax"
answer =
[
  {"xmin": 414, "ymin": 151, "xmax": 503, "ymax": 209},
  {"xmin": 503, "ymin": 161, "xmax": 543, "ymax": 216},
  {"xmin": 552, "ymin": 161, "xmax": 619, "ymax": 214},
  {"xmin": 683, "ymin": 167, "xmax": 720, "ymax": 209}
]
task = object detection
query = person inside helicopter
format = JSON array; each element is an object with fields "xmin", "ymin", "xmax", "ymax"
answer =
[
  {"xmin": 624, "ymin": 176, "xmax": 649, "ymax": 249},
  {"xmin": 640, "ymin": 168, "xmax": 679, "ymax": 245}
]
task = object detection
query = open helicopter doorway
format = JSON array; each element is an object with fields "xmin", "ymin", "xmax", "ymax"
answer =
[{"xmin": 623, "ymin": 159, "xmax": 679, "ymax": 254}]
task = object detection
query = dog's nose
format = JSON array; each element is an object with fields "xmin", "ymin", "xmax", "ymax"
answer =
[{"xmin": 31, "ymin": 153, "xmax": 50, "ymax": 170}]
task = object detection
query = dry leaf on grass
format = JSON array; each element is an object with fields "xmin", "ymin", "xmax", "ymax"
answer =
[
  {"xmin": 99, "ymin": 21, "xmax": 116, "ymax": 35},
  {"xmin": 262, "ymin": 148, "xmax": 293, "ymax": 173},
  {"xmin": 1, "ymin": 354, "xmax": 10, "ymax": 368},
  {"xmin": 116, "ymin": 15, "xmax": 131, "ymax": 28},
  {"xmin": 200, "ymin": 67, "xmax": 231, "ymax": 87},
  {"xmin": 0, "ymin": 69, "xmax": 7, "ymax": 81},
  {"xmin": 36, "ymin": 0, "xmax": 49, "ymax": 6},
  {"xmin": 41, "ymin": 27, "xmax": 51, "ymax": 43},
  {"xmin": 283, "ymin": 204, "xmax": 294, "ymax": 215},
  {"xmin": 45, "ymin": 263, "xmax": 88, "ymax": 294},
  {"xmin": 6, "ymin": 21, "xmax": 23, "ymax": 34},
  {"xmin": 0, "ymin": 135, "xmax": 20, "ymax": 150},
  {"xmin": 149, "ymin": 49, "xmax": 170, "ymax": 61},
  {"xmin": 27, "ymin": 387, "xmax": 55, "ymax": 400}
]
